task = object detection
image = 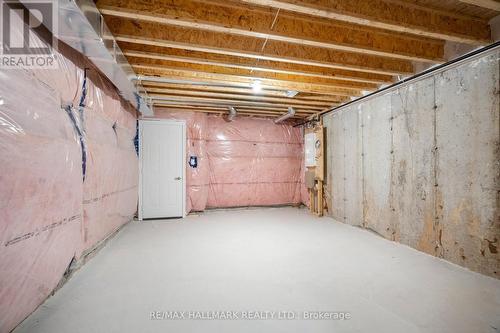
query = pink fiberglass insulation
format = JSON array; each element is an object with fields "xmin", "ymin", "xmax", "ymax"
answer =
[
  {"xmin": 0, "ymin": 20, "xmax": 138, "ymax": 333},
  {"xmin": 80, "ymin": 87, "xmax": 138, "ymax": 251},
  {"xmin": 0, "ymin": 64, "xmax": 83, "ymax": 333},
  {"xmin": 152, "ymin": 109, "xmax": 306, "ymax": 211},
  {"xmin": 206, "ymin": 115, "xmax": 303, "ymax": 208}
]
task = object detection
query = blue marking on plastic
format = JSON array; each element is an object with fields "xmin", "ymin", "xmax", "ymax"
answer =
[
  {"xmin": 134, "ymin": 120, "xmax": 139, "ymax": 156},
  {"xmin": 189, "ymin": 156, "xmax": 198, "ymax": 168},
  {"xmin": 134, "ymin": 92, "xmax": 141, "ymax": 111},
  {"xmin": 79, "ymin": 70, "xmax": 88, "ymax": 108},
  {"xmin": 64, "ymin": 68, "xmax": 89, "ymax": 182},
  {"xmin": 64, "ymin": 105, "xmax": 87, "ymax": 182}
]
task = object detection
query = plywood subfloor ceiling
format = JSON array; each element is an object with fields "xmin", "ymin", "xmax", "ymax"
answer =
[{"xmin": 96, "ymin": 0, "xmax": 499, "ymax": 119}]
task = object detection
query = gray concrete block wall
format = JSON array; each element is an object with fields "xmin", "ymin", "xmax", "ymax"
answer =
[
  {"xmin": 344, "ymin": 108, "xmax": 363, "ymax": 227},
  {"xmin": 323, "ymin": 50, "xmax": 499, "ymax": 278},
  {"xmin": 390, "ymin": 79, "xmax": 436, "ymax": 253},
  {"xmin": 361, "ymin": 94, "xmax": 394, "ymax": 239},
  {"xmin": 325, "ymin": 111, "xmax": 346, "ymax": 221}
]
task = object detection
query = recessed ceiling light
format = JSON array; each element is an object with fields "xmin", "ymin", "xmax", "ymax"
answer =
[{"xmin": 252, "ymin": 80, "xmax": 262, "ymax": 93}]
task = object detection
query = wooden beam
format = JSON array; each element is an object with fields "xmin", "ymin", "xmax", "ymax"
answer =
[
  {"xmin": 146, "ymin": 93, "xmax": 333, "ymax": 110},
  {"xmin": 153, "ymin": 103, "xmax": 316, "ymax": 114},
  {"xmin": 96, "ymin": 0, "xmax": 444, "ymax": 62},
  {"xmin": 103, "ymin": 17, "xmax": 414, "ymax": 75},
  {"xmin": 153, "ymin": 106, "xmax": 308, "ymax": 117},
  {"xmin": 136, "ymin": 73, "xmax": 359, "ymax": 97},
  {"xmin": 133, "ymin": 65, "xmax": 364, "ymax": 96},
  {"xmin": 138, "ymin": 82, "xmax": 348, "ymax": 102},
  {"xmin": 128, "ymin": 56, "xmax": 377, "ymax": 91},
  {"xmin": 230, "ymin": 107, "xmax": 312, "ymax": 115},
  {"xmin": 155, "ymin": 105, "xmax": 230, "ymax": 112},
  {"xmin": 149, "ymin": 98, "xmax": 324, "ymax": 112},
  {"xmin": 458, "ymin": 0, "xmax": 500, "ymax": 11},
  {"xmin": 144, "ymin": 88, "xmax": 336, "ymax": 107},
  {"xmin": 238, "ymin": 0, "xmax": 491, "ymax": 45},
  {"xmin": 294, "ymin": 92, "xmax": 348, "ymax": 102},
  {"xmin": 120, "ymin": 43, "xmax": 394, "ymax": 84}
]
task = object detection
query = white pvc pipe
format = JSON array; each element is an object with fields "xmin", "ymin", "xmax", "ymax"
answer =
[
  {"xmin": 226, "ymin": 106, "xmax": 237, "ymax": 122},
  {"xmin": 274, "ymin": 107, "xmax": 296, "ymax": 123}
]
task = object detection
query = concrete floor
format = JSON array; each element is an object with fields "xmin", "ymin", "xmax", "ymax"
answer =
[{"xmin": 15, "ymin": 207, "xmax": 500, "ymax": 333}]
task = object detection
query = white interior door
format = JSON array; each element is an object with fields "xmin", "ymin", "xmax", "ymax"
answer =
[{"xmin": 139, "ymin": 119, "xmax": 186, "ymax": 219}]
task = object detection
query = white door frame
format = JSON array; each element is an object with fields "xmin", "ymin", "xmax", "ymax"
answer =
[{"xmin": 138, "ymin": 118, "xmax": 186, "ymax": 220}]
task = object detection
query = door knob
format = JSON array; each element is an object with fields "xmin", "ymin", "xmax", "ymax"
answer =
[{"xmin": 174, "ymin": 177, "xmax": 182, "ymax": 180}]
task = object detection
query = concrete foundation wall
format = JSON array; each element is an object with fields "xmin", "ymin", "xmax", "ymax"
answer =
[{"xmin": 323, "ymin": 49, "xmax": 499, "ymax": 278}]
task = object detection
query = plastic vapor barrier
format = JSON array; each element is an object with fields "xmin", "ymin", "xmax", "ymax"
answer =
[
  {"xmin": 0, "ymin": 15, "xmax": 138, "ymax": 333},
  {"xmin": 151, "ymin": 110, "xmax": 307, "ymax": 212}
]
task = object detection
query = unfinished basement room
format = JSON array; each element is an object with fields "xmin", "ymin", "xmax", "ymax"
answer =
[{"xmin": 1, "ymin": 0, "xmax": 500, "ymax": 332}]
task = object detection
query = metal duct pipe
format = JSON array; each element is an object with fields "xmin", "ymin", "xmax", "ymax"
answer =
[
  {"xmin": 225, "ymin": 106, "xmax": 237, "ymax": 122},
  {"xmin": 274, "ymin": 107, "xmax": 296, "ymax": 123}
]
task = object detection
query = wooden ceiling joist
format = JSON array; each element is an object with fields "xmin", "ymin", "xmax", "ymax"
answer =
[
  {"xmin": 96, "ymin": 0, "xmax": 494, "ymax": 119},
  {"xmin": 146, "ymin": 94, "xmax": 333, "ymax": 110},
  {"xmin": 237, "ymin": 0, "xmax": 492, "ymax": 45},
  {"xmin": 294, "ymin": 93, "xmax": 348, "ymax": 102},
  {"xmin": 104, "ymin": 17, "xmax": 415, "ymax": 76},
  {"xmin": 133, "ymin": 66, "xmax": 364, "ymax": 96},
  {"xmin": 153, "ymin": 102, "xmax": 317, "ymax": 114},
  {"xmin": 458, "ymin": 0, "xmax": 500, "ymax": 11},
  {"xmin": 154, "ymin": 109, "xmax": 299, "ymax": 118},
  {"xmin": 142, "ymin": 87, "xmax": 344, "ymax": 106},
  {"xmin": 120, "ymin": 44, "xmax": 394, "ymax": 85},
  {"xmin": 146, "ymin": 92, "xmax": 335, "ymax": 109},
  {"xmin": 128, "ymin": 56, "xmax": 377, "ymax": 91},
  {"xmin": 138, "ymin": 82, "xmax": 347, "ymax": 102},
  {"xmin": 152, "ymin": 104, "xmax": 296, "ymax": 113},
  {"xmin": 96, "ymin": 0, "xmax": 445, "ymax": 62},
  {"xmin": 153, "ymin": 106, "xmax": 307, "ymax": 118}
]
